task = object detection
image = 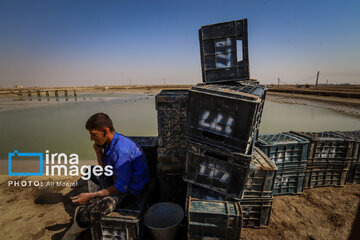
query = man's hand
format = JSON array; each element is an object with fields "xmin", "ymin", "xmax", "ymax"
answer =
[
  {"xmin": 93, "ymin": 144, "xmax": 104, "ymax": 167},
  {"xmin": 93, "ymin": 144, "xmax": 103, "ymax": 155},
  {"xmin": 70, "ymin": 193, "xmax": 94, "ymax": 205}
]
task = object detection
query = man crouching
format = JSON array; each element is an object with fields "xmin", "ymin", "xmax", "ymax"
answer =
[{"xmin": 62, "ymin": 112, "xmax": 149, "ymax": 240}]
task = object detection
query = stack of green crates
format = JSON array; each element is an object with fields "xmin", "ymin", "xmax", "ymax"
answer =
[
  {"xmin": 256, "ymin": 132, "xmax": 309, "ymax": 195},
  {"xmin": 240, "ymin": 147, "xmax": 278, "ymax": 228},
  {"xmin": 290, "ymin": 131, "xmax": 354, "ymax": 188},
  {"xmin": 185, "ymin": 147, "xmax": 277, "ymax": 237}
]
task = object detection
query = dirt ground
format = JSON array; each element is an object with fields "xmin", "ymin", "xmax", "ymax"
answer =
[
  {"xmin": 241, "ymin": 184, "xmax": 360, "ymax": 240},
  {"xmin": 0, "ymin": 175, "xmax": 359, "ymax": 240}
]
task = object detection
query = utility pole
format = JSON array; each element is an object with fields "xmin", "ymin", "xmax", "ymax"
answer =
[
  {"xmin": 278, "ymin": 77, "xmax": 280, "ymax": 86},
  {"xmin": 315, "ymin": 71, "xmax": 320, "ymax": 87},
  {"xmin": 326, "ymin": 79, "xmax": 328, "ymax": 85}
]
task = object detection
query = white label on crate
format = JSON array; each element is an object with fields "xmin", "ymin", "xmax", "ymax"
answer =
[
  {"xmin": 199, "ymin": 164, "xmax": 206, "ymax": 175},
  {"xmin": 282, "ymin": 176, "xmax": 289, "ymax": 185},
  {"xmin": 225, "ymin": 117, "xmax": 234, "ymax": 134},
  {"xmin": 199, "ymin": 111, "xmax": 211, "ymax": 128},
  {"xmin": 220, "ymin": 173, "xmax": 230, "ymax": 183},
  {"xmin": 198, "ymin": 163, "xmax": 230, "ymax": 183},
  {"xmin": 199, "ymin": 111, "xmax": 234, "ymax": 135}
]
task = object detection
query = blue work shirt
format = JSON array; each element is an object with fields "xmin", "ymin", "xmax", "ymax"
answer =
[{"xmin": 103, "ymin": 132, "xmax": 149, "ymax": 195}]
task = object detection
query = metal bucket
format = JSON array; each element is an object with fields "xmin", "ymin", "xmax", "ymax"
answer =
[{"xmin": 144, "ymin": 202, "xmax": 184, "ymax": 240}]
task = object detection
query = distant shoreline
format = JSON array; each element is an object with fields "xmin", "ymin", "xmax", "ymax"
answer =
[
  {"xmin": 1, "ymin": 84, "xmax": 359, "ymax": 117},
  {"xmin": 0, "ymin": 84, "xmax": 192, "ymax": 96}
]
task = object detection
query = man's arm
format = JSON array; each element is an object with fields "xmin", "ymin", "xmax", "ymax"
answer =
[{"xmin": 71, "ymin": 185, "xmax": 120, "ymax": 204}]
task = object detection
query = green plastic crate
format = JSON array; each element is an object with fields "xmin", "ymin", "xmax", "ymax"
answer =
[
  {"xmin": 256, "ymin": 132, "xmax": 309, "ymax": 171},
  {"xmin": 273, "ymin": 167, "xmax": 305, "ymax": 195},
  {"xmin": 304, "ymin": 164, "xmax": 348, "ymax": 188},
  {"xmin": 187, "ymin": 186, "xmax": 242, "ymax": 239},
  {"xmin": 242, "ymin": 147, "xmax": 277, "ymax": 199},
  {"xmin": 335, "ymin": 130, "xmax": 360, "ymax": 165},
  {"xmin": 290, "ymin": 131, "xmax": 354, "ymax": 168},
  {"xmin": 186, "ymin": 184, "xmax": 272, "ymax": 229}
]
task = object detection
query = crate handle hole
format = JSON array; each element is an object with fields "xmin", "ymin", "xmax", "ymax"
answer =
[
  {"xmin": 237, "ymin": 39, "xmax": 243, "ymax": 62},
  {"xmin": 201, "ymin": 130, "xmax": 226, "ymax": 141},
  {"xmin": 204, "ymin": 151, "xmax": 228, "ymax": 162}
]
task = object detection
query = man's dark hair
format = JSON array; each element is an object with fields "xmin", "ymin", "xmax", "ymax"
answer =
[{"xmin": 86, "ymin": 112, "xmax": 115, "ymax": 131}]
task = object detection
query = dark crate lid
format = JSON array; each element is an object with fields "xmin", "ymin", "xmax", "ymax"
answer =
[
  {"xmin": 128, "ymin": 136, "xmax": 158, "ymax": 147},
  {"xmin": 335, "ymin": 130, "xmax": 360, "ymax": 142},
  {"xmin": 187, "ymin": 183, "xmax": 225, "ymax": 201},
  {"xmin": 155, "ymin": 90, "xmax": 189, "ymax": 103},
  {"xmin": 191, "ymin": 82, "xmax": 266, "ymax": 103},
  {"xmin": 189, "ymin": 199, "xmax": 241, "ymax": 217},
  {"xmin": 290, "ymin": 131, "xmax": 350, "ymax": 141},
  {"xmin": 199, "ymin": 19, "xmax": 249, "ymax": 83},
  {"xmin": 257, "ymin": 132, "xmax": 309, "ymax": 146}
]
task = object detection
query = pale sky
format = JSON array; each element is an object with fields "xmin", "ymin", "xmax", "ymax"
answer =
[{"xmin": 0, "ymin": 0, "xmax": 359, "ymax": 87}]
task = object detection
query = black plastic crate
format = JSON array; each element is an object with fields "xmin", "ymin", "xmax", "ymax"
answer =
[
  {"xmin": 240, "ymin": 198, "xmax": 273, "ymax": 228},
  {"xmin": 155, "ymin": 90, "xmax": 189, "ymax": 172},
  {"xmin": 304, "ymin": 164, "xmax": 348, "ymax": 188},
  {"xmin": 186, "ymin": 83, "xmax": 266, "ymax": 154},
  {"xmin": 199, "ymin": 19, "xmax": 249, "ymax": 83},
  {"xmin": 91, "ymin": 210, "xmax": 142, "ymax": 240},
  {"xmin": 256, "ymin": 132, "xmax": 309, "ymax": 171},
  {"xmin": 290, "ymin": 131, "xmax": 354, "ymax": 168},
  {"xmin": 187, "ymin": 197, "xmax": 242, "ymax": 239},
  {"xmin": 273, "ymin": 168, "xmax": 305, "ymax": 195},
  {"xmin": 184, "ymin": 139, "xmax": 252, "ymax": 200},
  {"xmin": 129, "ymin": 136, "xmax": 158, "ymax": 178},
  {"xmin": 242, "ymin": 147, "xmax": 277, "ymax": 199}
]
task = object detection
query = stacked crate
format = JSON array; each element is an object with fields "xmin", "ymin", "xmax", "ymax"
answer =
[
  {"xmin": 184, "ymin": 83, "xmax": 267, "ymax": 196},
  {"xmin": 186, "ymin": 83, "xmax": 266, "ymax": 154},
  {"xmin": 335, "ymin": 130, "xmax": 360, "ymax": 184},
  {"xmin": 240, "ymin": 147, "xmax": 277, "ymax": 228},
  {"xmin": 155, "ymin": 90, "xmax": 189, "ymax": 172},
  {"xmin": 182, "ymin": 19, "xmax": 269, "ymax": 238},
  {"xmin": 186, "ymin": 184, "xmax": 243, "ymax": 239},
  {"xmin": 186, "ymin": 147, "xmax": 277, "ymax": 234},
  {"xmin": 155, "ymin": 90, "xmax": 189, "ymax": 205},
  {"xmin": 290, "ymin": 131, "xmax": 355, "ymax": 188},
  {"xmin": 256, "ymin": 132, "xmax": 309, "ymax": 195}
]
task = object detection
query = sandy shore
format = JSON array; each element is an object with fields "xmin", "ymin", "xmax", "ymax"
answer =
[
  {"xmin": 0, "ymin": 175, "xmax": 359, "ymax": 240},
  {"xmin": 0, "ymin": 90, "xmax": 156, "ymax": 112},
  {"xmin": 0, "ymin": 176, "xmax": 88, "ymax": 240},
  {"xmin": 0, "ymin": 85, "xmax": 192, "ymax": 97}
]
